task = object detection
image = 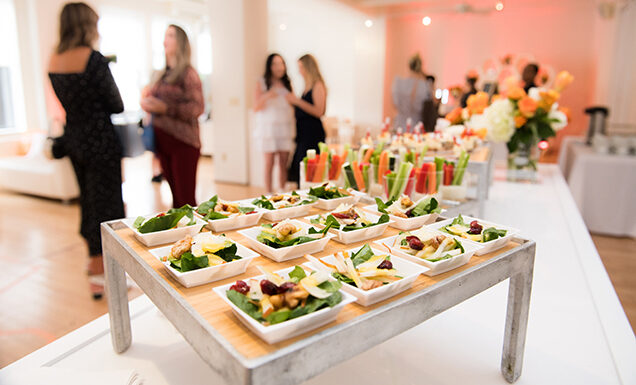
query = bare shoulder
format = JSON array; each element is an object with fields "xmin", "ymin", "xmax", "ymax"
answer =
[{"xmin": 49, "ymin": 47, "xmax": 93, "ymax": 73}]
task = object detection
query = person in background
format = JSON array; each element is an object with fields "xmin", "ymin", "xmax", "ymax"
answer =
[
  {"xmin": 141, "ymin": 25, "xmax": 204, "ymax": 208},
  {"xmin": 253, "ymin": 53, "xmax": 294, "ymax": 193},
  {"xmin": 521, "ymin": 63, "xmax": 539, "ymax": 92},
  {"xmin": 48, "ymin": 2, "xmax": 125, "ymax": 299},
  {"xmin": 286, "ymin": 54, "xmax": 327, "ymax": 186},
  {"xmin": 391, "ymin": 53, "xmax": 431, "ymax": 131},
  {"xmin": 460, "ymin": 70, "xmax": 479, "ymax": 108},
  {"xmin": 421, "ymin": 75, "xmax": 439, "ymax": 132}
]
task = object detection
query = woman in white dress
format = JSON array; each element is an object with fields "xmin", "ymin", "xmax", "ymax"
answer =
[{"xmin": 254, "ymin": 53, "xmax": 294, "ymax": 193}]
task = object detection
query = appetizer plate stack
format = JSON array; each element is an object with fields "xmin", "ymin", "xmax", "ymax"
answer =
[
  {"xmin": 213, "ymin": 266, "xmax": 356, "ymax": 344},
  {"xmin": 238, "ymin": 220, "xmax": 335, "ymax": 262},
  {"xmin": 305, "ymin": 246, "xmax": 428, "ymax": 306},
  {"xmin": 122, "ymin": 215, "xmax": 207, "ymax": 247},
  {"xmin": 427, "ymin": 215, "xmax": 519, "ymax": 255},
  {"xmin": 149, "ymin": 241, "xmax": 259, "ymax": 288}
]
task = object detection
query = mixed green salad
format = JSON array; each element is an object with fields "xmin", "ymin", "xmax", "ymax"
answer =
[
  {"xmin": 393, "ymin": 228, "xmax": 465, "ymax": 262},
  {"xmin": 196, "ymin": 195, "xmax": 257, "ymax": 221},
  {"xmin": 375, "ymin": 195, "xmax": 441, "ymax": 219},
  {"xmin": 160, "ymin": 233, "xmax": 241, "ymax": 272},
  {"xmin": 309, "ymin": 244, "xmax": 401, "ymax": 291},
  {"xmin": 310, "ymin": 204, "xmax": 389, "ymax": 232},
  {"xmin": 251, "ymin": 191, "xmax": 316, "ymax": 210},
  {"xmin": 133, "ymin": 205, "xmax": 197, "ymax": 234},
  {"xmin": 308, "ymin": 183, "xmax": 351, "ymax": 200},
  {"xmin": 256, "ymin": 219, "xmax": 332, "ymax": 249},
  {"xmin": 440, "ymin": 215, "xmax": 507, "ymax": 243},
  {"xmin": 226, "ymin": 266, "xmax": 343, "ymax": 326}
]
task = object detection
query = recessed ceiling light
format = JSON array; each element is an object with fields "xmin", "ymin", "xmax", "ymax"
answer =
[
  {"xmin": 495, "ymin": 2, "xmax": 504, "ymax": 11},
  {"xmin": 365, "ymin": 19, "xmax": 373, "ymax": 28},
  {"xmin": 422, "ymin": 16, "xmax": 431, "ymax": 26},
  {"xmin": 279, "ymin": 23, "xmax": 287, "ymax": 31}
]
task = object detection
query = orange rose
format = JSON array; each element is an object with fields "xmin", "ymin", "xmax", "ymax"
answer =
[
  {"xmin": 467, "ymin": 91, "xmax": 489, "ymax": 115},
  {"xmin": 554, "ymin": 71, "xmax": 574, "ymax": 92},
  {"xmin": 445, "ymin": 107, "xmax": 463, "ymax": 125},
  {"xmin": 538, "ymin": 89, "xmax": 560, "ymax": 111},
  {"xmin": 514, "ymin": 115, "xmax": 527, "ymax": 128},
  {"xmin": 491, "ymin": 94, "xmax": 503, "ymax": 102},
  {"xmin": 518, "ymin": 96, "xmax": 538, "ymax": 118},
  {"xmin": 507, "ymin": 86, "xmax": 526, "ymax": 100},
  {"xmin": 559, "ymin": 106, "xmax": 571, "ymax": 122}
]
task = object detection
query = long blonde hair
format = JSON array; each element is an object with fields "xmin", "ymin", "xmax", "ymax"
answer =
[
  {"xmin": 56, "ymin": 2, "xmax": 99, "ymax": 54},
  {"xmin": 160, "ymin": 24, "xmax": 192, "ymax": 84},
  {"xmin": 299, "ymin": 54, "xmax": 325, "ymax": 90}
]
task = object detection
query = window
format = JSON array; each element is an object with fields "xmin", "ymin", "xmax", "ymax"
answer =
[{"xmin": 0, "ymin": 0, "xmax": 27, "ymax": 132}]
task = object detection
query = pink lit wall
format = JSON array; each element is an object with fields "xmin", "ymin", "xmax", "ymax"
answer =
[{"xmin": 383, "ymin": 2, "xmax": 600, "ymax": 144}]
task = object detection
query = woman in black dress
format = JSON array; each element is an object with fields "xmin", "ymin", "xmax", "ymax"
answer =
[
  {"xmin": 48, "ymin": 3, "xmax": 125, "ymax": 299},
  {"xmin": 286, "ymin": 54, "xmax": 327, "ymax": 186}
]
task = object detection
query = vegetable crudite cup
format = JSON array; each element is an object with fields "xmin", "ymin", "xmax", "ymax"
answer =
[
  {"xmin": 374, "ymin": 227, "xmax": 481, "ymax": 276},
  {"xmin": 195, "ymin": 195, "xmax": 265, "ymax": 232},
  {"xmin": 304, "ymin": 244, "xmax": 427, "ymax": 306},
  {"xmin": 246, "ymin": 191, "xmax": 317, "ymax": 222},
  {"xmin": 426, "ymin": 214, "xmax": 519, "ymax": 255},
  {"xmin": 237, "ymin": 219, "xmax": 335, "ymax": 262},
  {"xmin": 363, "ymin": 195, "xmax": 443, "ymax": 231},
  {"xmin": 149, "ymin": 233, "xmax": 259, "ymax": 288},
  {"xmin": 305, "ymin": 204, "xmax": 392, "ymax": 244},
  {"xmin": 123, "ymin": 205, "xmax": 207, "ymax": 247},
  {"xmin": 301, "ymin": 183, "xmax": 360, "ymax": 211},
  {"xmin": 213, "ymin": 265, "xmax": 356, "ymax": 344}
]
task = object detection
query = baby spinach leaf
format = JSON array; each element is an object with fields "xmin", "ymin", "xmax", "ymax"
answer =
[
  {"xmin": 289, "ymin": 266, "xmax": 307, "ymax": 283},
  {"xmin": 266, "ymin": 309, "xmax": 291, "ymax": 325},
  {"xmin": 227, "ymin": 290, "xmax": 263, "ymax": 321},
  {"xmin": 482, "ymin": 227, "xmax": 507, "ymax": 242},
  {"xmin": 351, "ymin": 244, "xmax": 375, "ymax": 267}
]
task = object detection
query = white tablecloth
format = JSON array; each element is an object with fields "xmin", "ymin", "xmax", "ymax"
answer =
[{"xmin": 559, "ymin": 136, "xmax": 636, "ymax": 237}]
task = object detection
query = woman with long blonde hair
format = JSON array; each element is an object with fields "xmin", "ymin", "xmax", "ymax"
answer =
[
  {"xmin": 48, "ymin": 2, "xmax": 125, "ymax": 299},
  {"xmin": 285, "ymin": 54, "xmax": 327, "ymax": 185},
  {"xmin": 141, "ymin": 24, "xmax": 204, "ymax": 207}
]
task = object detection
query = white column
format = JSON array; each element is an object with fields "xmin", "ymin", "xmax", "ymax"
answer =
[{"xmin": 208, "ymin": 0, "xmax": 268, "ymax": 184}]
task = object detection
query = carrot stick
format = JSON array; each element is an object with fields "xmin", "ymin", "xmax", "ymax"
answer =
[
  {"xmin": 426, "ymin": 162, "xmax": 437, "ymax": 193},
  {"xmin": 351, "ymin": 161, "xmax": 366, "ymax": 192},
  {"xmin": 362, "ymin": 148, "xmax": 374, "ymax": 164},
  {"xmin": 312, "ymin": 151, "xmax": 329, "ymax": 182},
  {"xmin": 377, "ymin": 150, "xmax": 389, "ymax": 184}
]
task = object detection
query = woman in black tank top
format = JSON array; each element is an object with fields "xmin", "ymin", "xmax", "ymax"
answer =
[{"xmin": 285, "ymin": 54, "xmax": 327, "ymax": 185}]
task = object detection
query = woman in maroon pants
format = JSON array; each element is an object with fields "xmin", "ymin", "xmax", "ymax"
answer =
[{"xmin": 141, "ymin": 24, "xmax": 204, "ymax": 208}]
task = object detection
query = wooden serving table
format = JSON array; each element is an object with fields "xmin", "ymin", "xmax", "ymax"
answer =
[{"xmin": 101, "ymin": 204, "xmax": 534, "ymax": 385}]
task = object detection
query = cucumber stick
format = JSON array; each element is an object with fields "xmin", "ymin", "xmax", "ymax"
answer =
[
  {"xmin": 389, "ymin": 162, "xmax": 413, "ymax": 200},
  {"xmin": 452, "ymin": 151, "xmax": 470, "ymax": 185}
]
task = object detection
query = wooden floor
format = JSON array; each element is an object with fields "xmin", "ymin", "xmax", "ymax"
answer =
[{"xmin": 0, "ymin": 154, "xmax": 633, "ymax": 368}]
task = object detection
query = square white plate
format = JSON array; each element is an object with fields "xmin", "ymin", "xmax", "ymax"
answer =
[
  {"xmin": 304, "ymin": 212, "xmax": 393, "ymax": 244},
  {"xmin": 237, "ymin": 220, "xmax": 334, "ymax": 262},
  {"xmin": 374, "ymin": 233, "xmax": 481, "ymax": 276},
  {"xmin": 239, "ymin": 195, "xmax": 317, "ymax": 222},
  {"xmin": 195, "ymin": 203, "xmax": 265, "ymax": 233},
  {"xmin": 213, "ymin": 266, "xmax": 356, "ymax": 344},
  {"xmin": 148, "ymin": 240, "xmax": 259, "ymax": 288},
  {"xmin": 299, "ymin": 188, "xmax": 360, "ymax": 211},
  {"xmin": 425, "ymin": 215, "xmax": 519, "ymax": 255},
  {"xmin": 362, "ymin": 204, "xmax": 441, "ymax": 231},
  {"xmin": 122, "ymin": 214, "xmax": 207, "ymax": 247},
  {"xmin": 304, "ymin": 246, "xmax": 428, "ymax": 306}
]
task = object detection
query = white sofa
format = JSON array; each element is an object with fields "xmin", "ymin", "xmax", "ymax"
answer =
[{"xmin": 0, "ymin": 134, "xmax": 79, "ymax": 202}]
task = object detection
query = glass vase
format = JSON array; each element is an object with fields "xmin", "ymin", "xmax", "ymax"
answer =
[{"xmin": 507, "ymin": 140, "xmax": 539, "ymax": 182}]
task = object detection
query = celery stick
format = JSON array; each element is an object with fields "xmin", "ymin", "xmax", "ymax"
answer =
[
  {"xmin": 307, "ymin": 149, "xmax": 316, "ymax": 159},
  {"xmin": 318, "ymin": 142, "xmax": 329, "ymax": 154},
  {"xmin": 362, "ymin": 164, "xmax": 370, "ymax": 189},
  {"xmin": 390, "ymin": 162, "xmax": 413, "ymax": 200},
  {"xmin": 452, "ymin": 151, "xmax": 470, "ymax": 185},
  {"xmin": 386, "ymin": 172, "xmax": 396, "ymax": 197},
  {"xmin": 434, "ymin": 157, "xmax": 444, "ymax": 190},
  {"xmin": 343, "ymin": 163, "xmax": 357, "ymax": 190}
]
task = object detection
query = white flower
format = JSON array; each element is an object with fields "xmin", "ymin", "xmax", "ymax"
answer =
[
  {"xmin": 461, "ymin": 108, "xmax": 470, "ymax": 121},
  {"xmin": 527, "ymin": 87, "xmax": 542, "ymax": 101},
  {"xmin": 483, "ymin": 99, "xmax": 516, "ymax": 143},
  {"xmin": 549, "ymin": 109, "xmax": 568, "ymax": 131},
  {"xmin": 466, "ymin": 113, "xmax": 487, "ymax": 131}
]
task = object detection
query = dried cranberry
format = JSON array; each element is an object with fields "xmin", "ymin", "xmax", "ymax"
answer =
[
  {"xmin": 279, "ymin": 282, "xmax": 297, "ymax": 292},
  {"xmin": 229, "ymin": 280, "xmax": 249, "ymax": 295},
  {"xmin": 155, "ymin": 213, "xmax": 166, "ymax": 217},
  {"xmin": 260, "ymin": 279, "xmax": 280, "ymax": 295},
  {"xmin": 377, "ymin": 259, "xmax": 393, "ymax": 269},
  {"xmin": 406, "ymin": 235, "xmax": 424, "ymax": 250},
  {"xmin": 468, "ymin": 220, "xmax": 483, "ymax": 234},
  {"xmin": 405, "ymin": 209, "xmax": 414, "ymax": 217}
]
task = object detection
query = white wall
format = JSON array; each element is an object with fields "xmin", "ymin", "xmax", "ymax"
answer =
[{"xmin": 267, "ymin": 0, "xmax": 385, "ymax": 125}]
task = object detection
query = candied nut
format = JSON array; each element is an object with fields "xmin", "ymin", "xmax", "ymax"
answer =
[
  {"xmin": 170, "ymin": 235, "xmax": 193, "ymax": 259},
  {"xmin": 276, "ymin": 223, "xmax": 296, "ymax": 236},
  {"xmin": 271, "ymin": 195, "xmax": 284, "ymax": 202},
  {"xmin": 269, "ymin": 294, "xmax": 284, "ymax": 309},
  {"xmin": 360, "ymin": 280, "xmax": 383, "ymax": 291},
  {"xmin": 400, "ymin": 196, "xmax": 413, "ymax": 207}
]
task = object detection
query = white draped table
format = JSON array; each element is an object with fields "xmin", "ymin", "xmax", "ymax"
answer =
[
  {"xmin": 2, "ymin": 165, "xmax": 635, "ymax": 385},
  {"xmin": 559, "ymin": 136, "xmax": 636, "ymax": 237}
]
